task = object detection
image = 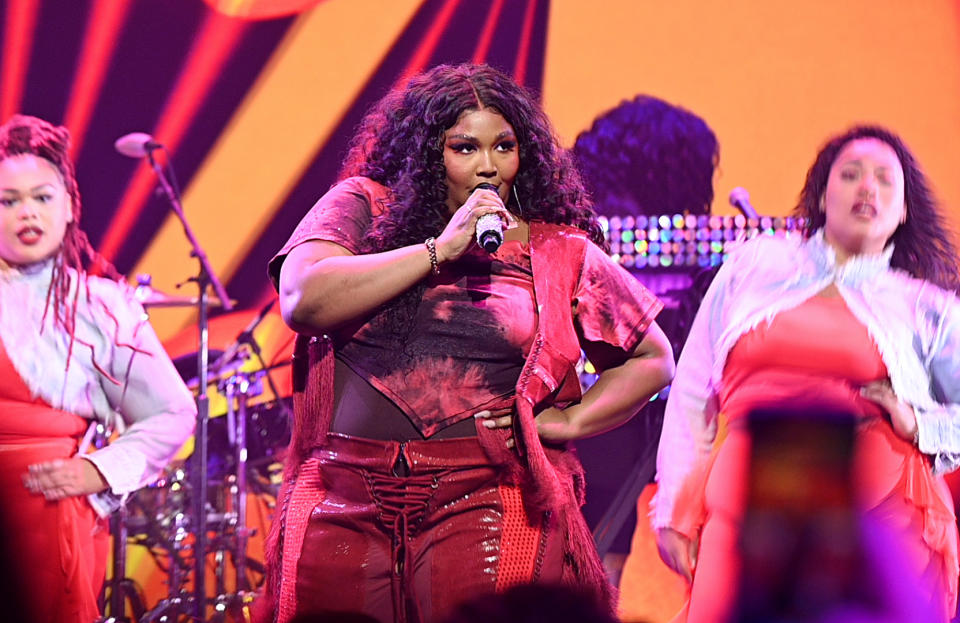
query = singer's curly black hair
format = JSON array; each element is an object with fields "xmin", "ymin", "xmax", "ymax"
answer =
[
  {"xmin": 340, "ymin": 63, "xmax": 603, "ymax": 251},
  {"xmin": 794, "ymin": 124, "xmax": 960, "ymax": 292}
]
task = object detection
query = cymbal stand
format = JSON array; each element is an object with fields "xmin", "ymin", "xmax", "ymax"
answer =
[
  {"xmin": 240, "ymin": 332, "xmax": 293, "ymax": 435},
  {"xmin": 144, "ymin": 144, "xmax": 234, "ymax": 622},
  {"xmin": 210, "ymin": 370, "xmax": 264, "ymax": 621},
  {"xmin": 137, "ymin": 467, "xmax": 193, "ymax": 623},
  {"xmin": 96, "ymin": 505, "xmax": 146, "ymax": 623},
  {"xmin": 84, "ymin": 421, "xmax": 142, "ymax": 623}
]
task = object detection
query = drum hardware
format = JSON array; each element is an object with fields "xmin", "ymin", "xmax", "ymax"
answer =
[
  {"xmin": 91, "ymin": 423, "xmax": 145, "ymax": 623},
  {"xmin": 143, "ymin": 370, "xmax": 266, "ymax": 622},
  {"xmin": 102, "ymin": 373, "xmax": 285, "ymax": 621},
  {"xmin": 138, "ymin": 594, "xmax": 191, "ymax": 623},
  {"xmin": 138, "ymin": 144, "xmax": 234, "ymax": 622},
  {"xmin": 217, "ymin": 370, "xmax": 264, "ymax": 599},
  {"xmin": 130, "ymin": 466, "xmax": 197, "ymax": 623},
  {"xmin": 134, "ymin": 274, "xmax": 235, "ymax": 309},
  {"xmin": 100, "ymin": 291, "xmax": 292, "ymax": 621},
  {"xmin": 209, "ymin": 300, "xmax": 293, "ymax": 426},
  {"xmin": 96, "ymin": 505, "xmax": 147, "ymax": 623}
]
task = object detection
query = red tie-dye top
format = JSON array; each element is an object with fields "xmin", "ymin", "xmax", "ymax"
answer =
[{"xmin": 269, "ymin": 177, "xmax": 661, "ymax": 436}]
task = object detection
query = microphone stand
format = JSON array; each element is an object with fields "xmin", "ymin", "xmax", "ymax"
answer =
[{"xmin": 145, "ymin": 148, "xmax": 234, "ymax": 621}]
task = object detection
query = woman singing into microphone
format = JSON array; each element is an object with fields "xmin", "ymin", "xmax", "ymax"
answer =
[{"xmin": 260, "ymin": 63, "xmax": 675, "ymax": 623}]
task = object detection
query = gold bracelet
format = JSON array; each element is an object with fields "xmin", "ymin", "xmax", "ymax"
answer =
[{"xmin": 424, "ymin": 237, "xmax": 440, "ymax": 275}]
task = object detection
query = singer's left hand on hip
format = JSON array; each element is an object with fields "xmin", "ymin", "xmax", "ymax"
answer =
[{"xmin": 475, "ymin": 407, "xmax": 518, "ymax": 448}]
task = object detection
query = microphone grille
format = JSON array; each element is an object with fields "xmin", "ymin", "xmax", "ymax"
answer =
[
  {"xmin": 728, "ymin": 186, "xmax": 750, "ymax": 206},
  {"xmin": 114, "ymin": 132, "xmax": 154, "ymax": 158}
]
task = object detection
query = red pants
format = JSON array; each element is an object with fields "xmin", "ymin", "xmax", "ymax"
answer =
[
  {"xmin": 278, "ymin": 434, "xmax": 565, "ymax": 623},
  {"xmin": 0, "ymin": 414, "xmax": 108, "ymax": 623}
]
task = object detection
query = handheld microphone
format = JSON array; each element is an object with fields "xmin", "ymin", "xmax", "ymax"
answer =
[
  {"xmin": 473, "ymin": 182, "xmax": 503, "ymax": 253},
  {"xmin": 728, "ymin": 187, "xmax": 759, "ymax": 219},
  {"xmin": 114, "ymin": 132, "xmax": 163, "ymax": 158}
]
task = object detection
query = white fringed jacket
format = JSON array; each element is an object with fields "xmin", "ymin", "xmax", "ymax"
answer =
[
  {"xmin": 653, "ymin": 229, "xmax": 960, "ymax": 529},
  {"xmin": 0, "ymin": 260, "xmax": 195, "ymax": 512}
]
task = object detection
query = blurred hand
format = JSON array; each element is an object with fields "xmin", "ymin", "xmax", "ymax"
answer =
[
  {"xmin": 23, "ymin": 457, "xmax": 108, "ymax": 501},
  {"xmin": 435, "ymin": 188, "xmax": 518, "ymax": 264},
  {"xmin": 656, "ymin": 527, "xmax": 698, "ymax": 584},
  {"xmin": 860, "ymin": 379, "xmax": 918, "ymax": 442}
]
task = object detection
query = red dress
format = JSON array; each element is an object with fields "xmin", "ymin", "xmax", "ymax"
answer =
[
  {"xmin": 676, "ymin": 294, "xmax": 958, "ymax": 622},
  {"xmin": 0, "ymin": 338, "xmax": 108, "ymax": 622}
]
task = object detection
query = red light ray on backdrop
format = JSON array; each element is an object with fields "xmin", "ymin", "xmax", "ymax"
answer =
[
  {"xmin": 98, "ymin": 11, "xmax": 248, "ymax": 264},
  {"xmin": 203, "ymin": 0, "xmax": 325, "ymax": 20},
  {"xmin": 0, "ymin": 0, "xmax": 41, "ymax": 121},
  {"xmin": 398, "ymin": 0, "xmax": 462, "ymax": 85},
  {"xmin": 63, "ymin": 0, "xmax": 133, "ymax": 156},
  {"xmin": 514, "ymin": 0, "xmax": 538, "ymax": 85},
  {"xmin": 472, "ymin": 0, "xmax": 505, "ymax": 64}
]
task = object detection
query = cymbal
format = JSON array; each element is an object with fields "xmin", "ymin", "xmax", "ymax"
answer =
[
  {"xmin": 179, "ymin": 357, "xmax": 292, "ymax": 392},
  {"xmin": 135, "ymin": 286, "xmax": 233, "ymax": 308}
]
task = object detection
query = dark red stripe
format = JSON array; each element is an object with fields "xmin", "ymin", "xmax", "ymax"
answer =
[{"xmin": 471, "ymin": 0, "xmax": 505, "ymax": 65}]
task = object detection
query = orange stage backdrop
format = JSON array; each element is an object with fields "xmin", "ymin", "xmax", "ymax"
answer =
[
  {"xmin": 544, "ymin": 1, "xmax": 960, "ymax": 226},
  {"xmin": 123, "ymin": 0, "xmax": 960, "ymax": 342},
  {"xmin": 8, "ymin": 0, "xmax": 959, "ymax": 618}
]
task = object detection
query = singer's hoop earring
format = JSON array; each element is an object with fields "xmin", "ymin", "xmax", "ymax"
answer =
[{"xmin": 512, "ymin": 185, "xmax": 524, "ymax": 218}]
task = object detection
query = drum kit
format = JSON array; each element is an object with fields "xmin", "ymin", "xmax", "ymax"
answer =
[{"xmin": 97, "ymin": 278, "xmax": 294, "ymax": 623}]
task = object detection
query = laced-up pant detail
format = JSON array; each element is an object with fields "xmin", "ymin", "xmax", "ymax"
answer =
[{"xmin": 288, "ymin": 433, "xmax": 563, "ymax": 623}]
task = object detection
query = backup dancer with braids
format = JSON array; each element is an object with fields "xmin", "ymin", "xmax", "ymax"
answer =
[{"xmin": 0, "ymin": 115, "xmax": 195, "ymax": 622}]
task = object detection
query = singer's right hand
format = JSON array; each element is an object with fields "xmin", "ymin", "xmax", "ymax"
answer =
[{"xmin": 435, "ymin": 187, "xmax": 517, "ymax": 263}]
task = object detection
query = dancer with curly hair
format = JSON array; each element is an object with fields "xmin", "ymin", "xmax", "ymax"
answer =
[
  {"xmin": 655, "ymin": 125, "xmax": 960, "ymax": 622},
  {"xmin": 260, "ymin": 63, "xmax": 675, "ymax": 623},
  {"xmin": 572, "ymin": 95, "xmax": 721, "ymax": 623},
  {"xmin": 573, "ymin": 94, "xmax": 719, "ymax": 218},
  {"xmin": 0, "ymin": 114, "xmax": 196, "ymax": 622}
]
